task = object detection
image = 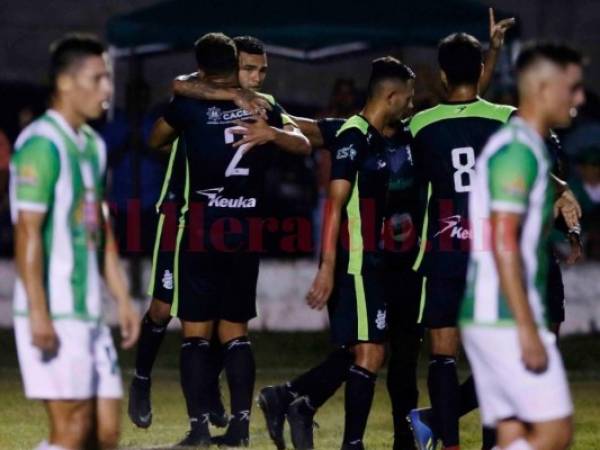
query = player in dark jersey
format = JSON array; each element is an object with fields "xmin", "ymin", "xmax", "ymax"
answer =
[
  {"xmin": 147, "ymin": 33, "xmax": 310, "ymax": 447},
  {"xmin": 407, "ymin": 32, "xmax": 514, "ymax": 450},
  {"xmin": 127, "ymin": 36, "xmax": 292, "ymax": 432},
  {"xmin": 257, "ymin": 57, "xmax": 416, "ymax": 450}
]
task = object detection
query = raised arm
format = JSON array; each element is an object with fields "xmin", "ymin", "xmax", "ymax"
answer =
[
  {"xmin": 480, "ymin": 8, "xmax": 516, "ymax": 95},
  {"xmin": 231, "ymin": 117, "xmax": 311, "ymax": 156}
]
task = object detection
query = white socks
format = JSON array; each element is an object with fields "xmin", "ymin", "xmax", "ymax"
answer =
[{"xmin": 35, "ymin": 441, "xmax": 71, "ymax": 450}]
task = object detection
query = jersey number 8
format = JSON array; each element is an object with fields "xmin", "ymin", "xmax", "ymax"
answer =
[
  {"xmin": 451, "ymin": 146, "xmax": 475, "ymax": 193},
  {"xmin": 224, "ymin": 126, "xmax": 250, "ymax": 177}
]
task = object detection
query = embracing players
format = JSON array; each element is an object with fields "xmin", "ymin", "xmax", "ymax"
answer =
[{"xmin": 147, "ymin": 33, "xmax": 309, "ymax": 447}]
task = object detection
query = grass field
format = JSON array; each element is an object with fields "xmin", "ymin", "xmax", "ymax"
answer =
[{"xmin": 0, "ymin": 330, "xmax": 599, "ymax": 450}]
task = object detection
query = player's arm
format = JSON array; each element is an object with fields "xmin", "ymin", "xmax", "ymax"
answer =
[
  {"xmin": 15, "ymin": 210, "xmax": 58, "ymax": 354},
  {"xmin": 172, "ymin": 73, "xmax": 271, "ymax": 112},
  {"xmin": 488, "ymin": 143, "xmax": 547, "ymax": 373},
  {"xmin": 480, "ymin": 8, "xmax": 516, "ymax": 94},
  {"xmin": 306, "ymin": 179, "xmax": 351, "ymax": 310},
  {"xmin": 286, "ymin": 115, "xmax": 324, "ymax": 148},
  {"xmin": 148, "ymin": 117, "xmax": 177, "ymax": 152},
  {"xmin": 100, "ymin": 203, "xmax": 140, "ymax": 349},
  {"xmin": 12, "ymin": 138, "xmax": 60, "ymax": 354},
  {"xmin": 148, "ymin": 95, "xmax": 190, "ymax": 152},
  {"xmin": 231, "ymin": 117, "xmax": 311, "ymax": 155}
]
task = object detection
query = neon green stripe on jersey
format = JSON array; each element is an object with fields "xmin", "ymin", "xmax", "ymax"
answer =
[
  {"xmin": 412, "ymin": 182, "xmax": 432, "ymax": 272},
  {"xmin": 488, "ymin": 141, "xmax": 539, "ymax": 211},
  {"xmin": 354, "ymin": 274, "xmax": 369, "ymax": 340},
  {"xmin": 417, "ymin": 276, "xmax": 427, "ymax": 324},
  {"xmin": 409, "ymin": 98, "xmax": 515, "ymax": 137},
  {"xmin": 336, "ymin": 115, "xmax": 369, "ymax": 137},
  {"xmin": 147, "ymin": 213, "xmax": 166, "ymax": 296},
  {"xmin": 155, "ymin": 139, "xmax": 179, "ymax": 212},
  {"xmin": 257, "ymin": 92, "xmax": 276, "ymax": 106},
  {"xmin": 346, "ymin": 174, "xmax": 364, "ymax": 274}
]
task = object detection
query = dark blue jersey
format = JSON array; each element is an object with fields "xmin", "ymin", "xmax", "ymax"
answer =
[
  {"xmin": 330, "ymin": 115, "xmax": 390, "ymax": 274},
  {"xmin": 409, "ymin": 98, "xmax": 515, "ymax": 278},
  {"xmin": 163, "ymin": 95, "xmax": 285, "ymax": 227}
]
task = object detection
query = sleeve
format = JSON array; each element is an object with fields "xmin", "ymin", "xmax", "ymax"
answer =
[
  {"xmin": 266, "ymin": 103, "xmax": 286, "ymax": 129},
  {"xmin": 329, "ymin": 129, "xmax": 365, "ymax": 182},
  {"xmin": 317, "ymin": 118, "xmax": 345, "ymax": 149},
  {"xmin": 163, "ymin": 95, "xmax": 189, "ymax": 131},
  {"xmin": 12, "ymin": 136, "xmax": 60, "ymax": 212},
  {"xmin": 488, "ymin": 142, "xmax": 539, "ymax": 213}
]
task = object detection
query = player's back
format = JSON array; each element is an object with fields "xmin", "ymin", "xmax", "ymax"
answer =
[
  {"xmin": 409, "ymin": 97, "xmax": 515, "ymax": 277},
  {"xmin": 163, "ymin": 96, "xmax": 284, "ymax": 223}
]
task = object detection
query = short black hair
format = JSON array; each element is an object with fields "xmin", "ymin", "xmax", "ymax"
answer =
[
  {"xmin": 367, "ymin": 57, "xmax": 415, "ymax": 98},
  {"xmin": 194, "ymin": 32, "xmax": 238, "ymax": 76},
  {"xmin": 438, "ymin": 33, "xmax": 483, "ymax": 86},
  {"xmin": 516, "ymin": 42, "xmax": 583, "ymax": 74},
  {"xmin": 49, "ymin": 33, "xmax": 105, "ymax": 88},
  {"xmin": 233, "ymin": 36, "xmax": 266, "ymax": 55}
]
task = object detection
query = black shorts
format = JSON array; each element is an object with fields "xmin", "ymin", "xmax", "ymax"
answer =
[
  {"xmin": 328, "ymin": 270, "xmax": 387, "ymax": 346},
  {"xmin": 147, "ymin": 213, "xmax": 179, "ymax": 304},
  {"xmin": 419, "ymin": 275, "xmax": 466, "ymax": 329},
  {"xmin": 384, "ymin": 266, "xmax": 424, "ymax": 333},
  {"xmin": 547, "ymin": 254, "xmax": 565, "ymax": 324},
  {"xmin": 172, "ymin": 227, "xmax": 259, "ymax": 323}
]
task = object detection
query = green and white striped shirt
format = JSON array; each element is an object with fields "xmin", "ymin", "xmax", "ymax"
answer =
[
  {"xmin": 460, "ymin": 116, "xmax": 555, "ymax": 327},
  {"xmin": 10, "ymin": 110, "xmax": 106, "ymax": 321}
]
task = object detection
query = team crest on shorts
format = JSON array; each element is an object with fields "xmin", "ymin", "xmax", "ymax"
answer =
[
  {"xmin": 376, "ymin": 309, "xmax": 387, "ymax": 330},
  {"xmin": 162, "ymin": 270, "xmax": 173, "ymax": 290}
]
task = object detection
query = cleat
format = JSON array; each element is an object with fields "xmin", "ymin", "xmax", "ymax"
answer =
[
  {"xmin": 175, "ymin": 427, "xmax": 211, "ymax": 447},
  {"xmin": 128, "ymin": 376, "xmax": 152, "ymax": 429},
  {"xmin": 287, "ymin": 397, "xmax": 316, "ymax": 450},
  {"xmin": 257, "ymin": 385, "xmax": 290, "ymax": 450},
  {"xmin": 341, "ymin": 441, "xmax": 365, "ymax": 450},
  {"xmin": 209, "ymin": 379, "xmax": 230, "ymax": 428},
  {"xmin": 211, "ymin": 434, "xmax": 250, "ymax": 448},
  {"xmin": 407, "ymin": 407, "xmax": 438, "ymax": 450}
]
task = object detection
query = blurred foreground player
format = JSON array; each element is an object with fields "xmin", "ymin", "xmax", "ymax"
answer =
[
  {"xmin": 148, "ymin": 33, "xmax": 309, "ymax": 447},
  {"xmin": 460, "ymin": 42, "xmax": 585, "ymax": 450},
  {"xmin": 11, "ymin": 34, "xmax": 140, "ymax": 450}
]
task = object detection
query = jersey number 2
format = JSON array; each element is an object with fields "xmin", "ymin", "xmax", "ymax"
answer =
[
  {"xmin": 451, "ymin": 146, "xmax": 475, "ymax": 193},
  {"xmin": 224, "ymin": 126, "xmax": 250, "ymax": 177}
]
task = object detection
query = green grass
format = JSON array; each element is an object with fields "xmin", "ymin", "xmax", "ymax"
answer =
[{"xmin": 0, "ymin": 330, "xmax": 599, "ymax": 449}]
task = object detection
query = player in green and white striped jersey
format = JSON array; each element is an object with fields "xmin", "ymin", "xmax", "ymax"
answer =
[
  {"xmin": 11, "ymin": 34, "xmax": 139, "ymax": 450},
  {"xmin": 460, "ymin": 43, "xmax": 585, "ymax": 450}
]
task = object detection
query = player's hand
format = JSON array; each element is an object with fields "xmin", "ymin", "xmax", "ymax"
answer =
[
  {"xmin": 234, "ymin": 89, "xmax": 271, "ymax": 118},
  {"xmin": 306, "ymin": 264, "xmax": 334, "ymax": 310},
  {"xmin": 118, "ymin": 300, "xmax": 140, "ymax": 350},
  {"xmin": 29, "ymin": 310, "xmax": 59, "ymax": 356},
  {"xmin": 231, "ymin": 118, "xmax": 276, "ymax": 151},
  {"xmin": 566, "ymin": 233, "xmax": 584, "ymax": 265},
  {"xmin": 554, "ymin": 190, "xmax": 582, "ymax": 229},
  {"xmin": 518, "ymin": 325, "xmax": 548, "ymax": 374},
  {"xmin": 489, "ymin": 8, "xmax": 516, "ymax": 50}
]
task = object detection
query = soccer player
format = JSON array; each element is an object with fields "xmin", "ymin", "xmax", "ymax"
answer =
[
  {"xmin": 148, "ymin": 33, "xmax": 310, "ymax": 447},
  {"xmin": 11, "ymin": 34, "xmax": 140, "ymax": 450},
  {"xmin": 260, "ymin": 57, "xmax": 416, "ymax": 450},
  {"xmin": 127, "ymin": 35, "xmax": 285, "ymax": 431},
  {"xmin": 407, "ymin": 31, "xmax": 515, "ymax": 450},
  {"xmin": 460, "ymin": 42, "xmax": 584, "ymax": 450}
]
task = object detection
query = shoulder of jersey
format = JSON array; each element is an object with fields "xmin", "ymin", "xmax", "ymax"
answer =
[
  {"xmin": 257, "ymin": 92, "xmax": 277, "ymax": 106},
  {"xmin": 409, "ymin": 99, "xmax": 516, "ymax": 137},
  {"xmin": 15, "ymin": 115, "xmax": 61, "ymax": 151},
  {"xmin": 335, "ymin": 115, "xmax": 369, "ymax": 138}
]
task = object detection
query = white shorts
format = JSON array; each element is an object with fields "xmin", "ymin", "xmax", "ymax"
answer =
[
  {"xmin": 14, "ymin": 317, "xmax": 123, "ymax": 400},
  {"xmin": 462, "ymin": 326, "xmax": 573, "ymax": 426}
]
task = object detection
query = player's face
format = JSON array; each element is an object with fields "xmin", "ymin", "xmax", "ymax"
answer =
[
  {"xmin": 238, "ymin": 52, "xmax": 268, "ymax": 91},
  {"xmin": 546, "ymin": 63, "xmax": 584, "ymax": 128},
  {"xmin": 388, "ymin": 79, "xmax": 415, "ymax": 120},
  {"xmin": 64, "ymin": 54, "xmax": 113, "ymax": 121}
]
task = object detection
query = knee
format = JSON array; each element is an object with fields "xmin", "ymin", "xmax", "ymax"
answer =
[
  {"xmin": 97, "ymin": 425, "xmax": 120, "ymax": 450},
  {"xmin": 531, "ymin": 421, "xmax": 573, "ymax": 450},
  {"xmin": 354, "ymin": 343, "xmax": 386, "ymax": 372},
  {"xmin": 148, "ymin": 299, "xmax": 172, "ymax": 325},
  {"xmin": 54, "ymin": 411, "xmax": 93, "ymax": 448}
]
